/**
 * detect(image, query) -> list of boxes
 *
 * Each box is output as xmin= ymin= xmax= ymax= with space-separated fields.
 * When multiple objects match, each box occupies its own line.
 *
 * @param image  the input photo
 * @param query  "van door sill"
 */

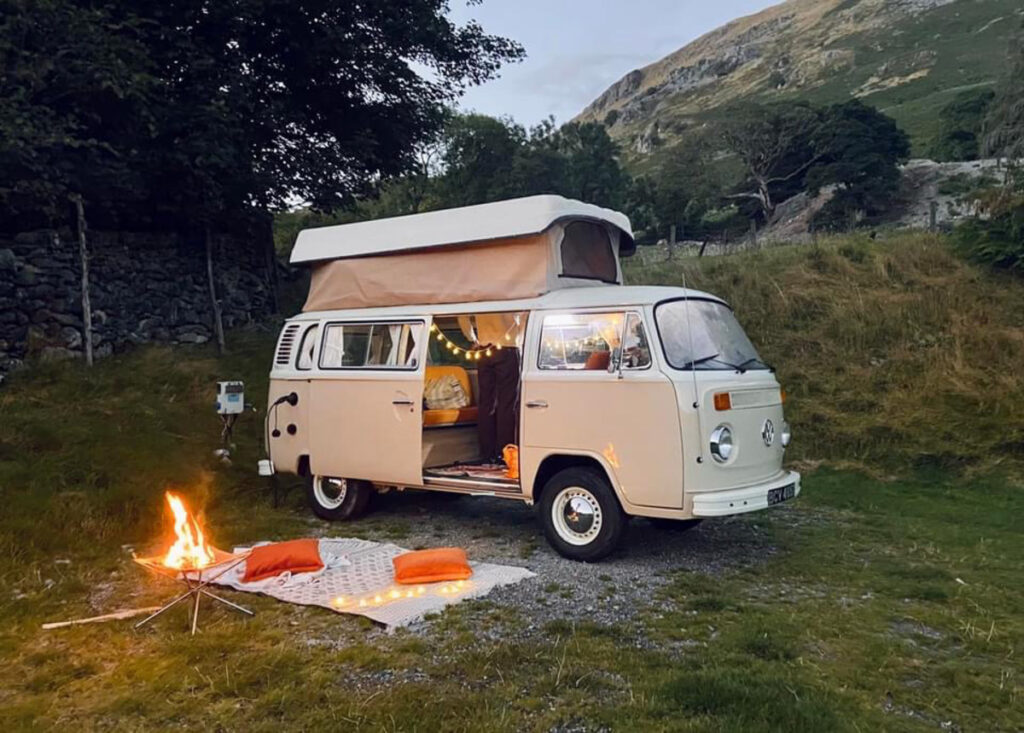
xmin=422 ymin=474 xmax=523 ymax=496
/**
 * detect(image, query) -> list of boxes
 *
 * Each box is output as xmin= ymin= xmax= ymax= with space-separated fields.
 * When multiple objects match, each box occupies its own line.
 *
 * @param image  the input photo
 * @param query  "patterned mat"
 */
xmin=211 ymin=538 xmax=535 ymax=629
xmin=425 ymin=462 xmax=513 ymax=481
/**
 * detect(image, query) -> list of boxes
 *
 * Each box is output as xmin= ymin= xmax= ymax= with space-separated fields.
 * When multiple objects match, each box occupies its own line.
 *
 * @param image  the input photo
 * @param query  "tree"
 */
xmin=436 ymin=114 xmax=528 ymax=206
xmin=930 ymin=89 xmax=996 ymax=162
xmin=648 ymin=140 xmax=723 ymax=242
xmin=553 ymin=122 xmax=630 ymax=209
xmin=807 ymin=100 xmax=911 ymax=229
xmin=719 ymin=104 xmax=821 ymax=221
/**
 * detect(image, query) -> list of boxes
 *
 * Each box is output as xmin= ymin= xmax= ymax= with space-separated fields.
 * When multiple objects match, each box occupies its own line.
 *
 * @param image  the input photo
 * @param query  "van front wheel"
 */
xmin=306 ymin=475 xmax=371 ymax=521
xmin=539 ymin=468 xmax=625 ymax=562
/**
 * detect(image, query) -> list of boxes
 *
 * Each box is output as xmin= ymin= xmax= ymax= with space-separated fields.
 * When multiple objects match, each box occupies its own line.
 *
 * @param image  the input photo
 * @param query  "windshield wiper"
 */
xmin=680 ymin=353 xmax=724 ymax=370
xmin=734 ymin=357 xmax=775 ymax=373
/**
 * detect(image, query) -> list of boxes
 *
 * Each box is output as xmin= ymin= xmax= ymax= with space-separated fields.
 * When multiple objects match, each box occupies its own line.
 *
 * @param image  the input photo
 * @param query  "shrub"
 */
xmin=953 ymin=169 xmax=1024 ymax=273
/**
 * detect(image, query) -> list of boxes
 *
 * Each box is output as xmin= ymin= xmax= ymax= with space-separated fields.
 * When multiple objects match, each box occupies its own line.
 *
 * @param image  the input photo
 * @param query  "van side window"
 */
xmin=296 ymin=324 xmax=319 ymax=370
xmin=319 ymin=323 xmax=422 ymax=369
xmin=560 ymin=221 xmax=618 ymax=283
xmin=623 ymin=313 xmax=652 ymax=369
xmin=539 ymin=312 xmax=650 ymax=371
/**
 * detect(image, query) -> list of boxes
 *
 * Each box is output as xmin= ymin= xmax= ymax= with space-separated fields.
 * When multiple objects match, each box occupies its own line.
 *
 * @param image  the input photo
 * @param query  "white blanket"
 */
xmin=212 ymin=538 xmax=535 ymax=629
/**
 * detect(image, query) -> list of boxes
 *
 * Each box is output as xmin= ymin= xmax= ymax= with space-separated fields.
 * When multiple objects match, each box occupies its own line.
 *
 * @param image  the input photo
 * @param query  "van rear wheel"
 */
xmin=539 ymin=467 xmax=625 ymax=562
xmin=306 ymin=475 xmax=371 ymax=521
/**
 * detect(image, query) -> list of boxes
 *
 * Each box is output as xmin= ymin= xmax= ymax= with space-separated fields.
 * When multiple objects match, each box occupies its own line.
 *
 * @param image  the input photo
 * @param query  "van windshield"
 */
xmin=655 ymin=299 xmax=767 ymax=371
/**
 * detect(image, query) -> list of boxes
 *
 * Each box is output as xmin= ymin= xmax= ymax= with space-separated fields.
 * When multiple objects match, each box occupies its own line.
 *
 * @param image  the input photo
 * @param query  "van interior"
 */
xmin=420 ymin=313 xmax=521 ymax=490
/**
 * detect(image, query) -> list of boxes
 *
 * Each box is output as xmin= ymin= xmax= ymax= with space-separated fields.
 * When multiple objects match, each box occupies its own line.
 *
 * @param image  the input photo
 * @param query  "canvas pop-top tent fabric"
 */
xmin=291 ymin=196 xmax=635 ymax=312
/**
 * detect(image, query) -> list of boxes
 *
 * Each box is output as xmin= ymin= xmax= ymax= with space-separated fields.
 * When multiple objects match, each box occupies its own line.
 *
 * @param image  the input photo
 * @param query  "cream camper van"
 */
xmin=264 ymin=196 xmax=799 ymax=561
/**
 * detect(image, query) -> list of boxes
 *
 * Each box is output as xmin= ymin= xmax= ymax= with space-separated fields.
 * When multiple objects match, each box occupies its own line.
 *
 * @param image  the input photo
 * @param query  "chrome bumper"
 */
xmin=691 ymin=470 xmax=801 ymax=517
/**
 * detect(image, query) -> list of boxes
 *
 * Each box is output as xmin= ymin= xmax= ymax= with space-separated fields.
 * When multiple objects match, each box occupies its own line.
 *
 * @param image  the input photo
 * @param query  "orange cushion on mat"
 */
xmin=242 ymin=539 xmax=324 ymax=582
xmin=392 ymin=548 xmax=473 ymax=585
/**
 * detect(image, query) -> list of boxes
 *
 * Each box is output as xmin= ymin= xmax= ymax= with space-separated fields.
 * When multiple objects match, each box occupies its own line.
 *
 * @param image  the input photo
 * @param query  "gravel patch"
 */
xmin=300 ymin=490 xmax=793 ymax=632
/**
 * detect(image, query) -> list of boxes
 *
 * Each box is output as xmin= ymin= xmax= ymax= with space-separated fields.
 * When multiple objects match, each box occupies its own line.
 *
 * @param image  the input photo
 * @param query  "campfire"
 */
xmin=163 ymin=492 xmax=217 ymax=570
xmin=134 ymin=491 xmax=253 ymax=634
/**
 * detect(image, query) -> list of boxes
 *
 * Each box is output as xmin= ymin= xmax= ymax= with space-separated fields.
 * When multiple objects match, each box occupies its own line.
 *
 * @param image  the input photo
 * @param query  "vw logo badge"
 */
xmin=762 ymin=419 xmax=775 ymax=446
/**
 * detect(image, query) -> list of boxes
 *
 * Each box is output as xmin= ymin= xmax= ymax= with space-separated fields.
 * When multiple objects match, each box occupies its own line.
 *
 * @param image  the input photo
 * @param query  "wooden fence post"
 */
xmin=70 ymin=194 xmax=93 ymax=367
xmin=205 ymin=227 xmax=226 ymax=355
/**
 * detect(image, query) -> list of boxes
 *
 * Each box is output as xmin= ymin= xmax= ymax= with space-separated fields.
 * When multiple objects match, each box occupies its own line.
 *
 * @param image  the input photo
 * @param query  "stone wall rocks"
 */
xmin=0 ymin=229 xmax=275 ymax=372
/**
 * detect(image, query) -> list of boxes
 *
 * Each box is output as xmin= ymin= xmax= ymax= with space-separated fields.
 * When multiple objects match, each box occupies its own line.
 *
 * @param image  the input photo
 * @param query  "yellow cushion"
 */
xmin=425 ymin=366 xmax=473 ymax=403
xmin=423 ymin=406 xmax=479 ymax=427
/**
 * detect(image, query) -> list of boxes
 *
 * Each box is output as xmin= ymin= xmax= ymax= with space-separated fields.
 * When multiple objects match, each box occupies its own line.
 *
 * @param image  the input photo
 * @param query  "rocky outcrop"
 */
xmin=0 ymin=229 xmax=276 ymax=373
xmin=577 ymin=0 xmax=1019 ymax=155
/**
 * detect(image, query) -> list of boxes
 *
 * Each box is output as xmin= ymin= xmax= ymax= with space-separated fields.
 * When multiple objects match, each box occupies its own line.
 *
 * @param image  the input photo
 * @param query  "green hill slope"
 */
xmin=578 ymin=0 xmax=1022 ymax=157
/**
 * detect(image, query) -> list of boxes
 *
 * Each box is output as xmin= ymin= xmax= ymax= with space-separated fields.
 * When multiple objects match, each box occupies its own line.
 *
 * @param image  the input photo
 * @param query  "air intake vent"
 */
xmin=275 ymin=324 xmax=301 ymax=366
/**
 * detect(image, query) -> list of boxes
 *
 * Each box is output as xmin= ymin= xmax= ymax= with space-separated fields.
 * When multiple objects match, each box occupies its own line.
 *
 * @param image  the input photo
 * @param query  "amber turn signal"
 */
xmin=713 ymin=392 xmax=732 ymax=411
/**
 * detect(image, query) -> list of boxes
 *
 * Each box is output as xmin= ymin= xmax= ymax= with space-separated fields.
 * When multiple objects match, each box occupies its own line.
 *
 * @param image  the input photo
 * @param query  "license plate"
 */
xmin=767 ymin=483 xmax=796 ymax=506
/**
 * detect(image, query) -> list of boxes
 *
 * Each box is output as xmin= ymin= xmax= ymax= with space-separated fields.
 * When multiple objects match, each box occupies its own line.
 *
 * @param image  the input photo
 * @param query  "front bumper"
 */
xmin=691 ymin=470 xmax=801 ymax=517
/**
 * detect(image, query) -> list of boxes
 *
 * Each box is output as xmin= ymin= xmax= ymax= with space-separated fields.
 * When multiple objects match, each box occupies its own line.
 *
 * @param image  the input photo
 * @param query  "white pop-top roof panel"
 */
xmin=289 ymin=195 xmax=635 ymax=264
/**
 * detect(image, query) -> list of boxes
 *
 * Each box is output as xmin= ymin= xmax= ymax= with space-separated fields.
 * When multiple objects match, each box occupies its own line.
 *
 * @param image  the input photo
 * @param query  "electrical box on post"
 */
xmin=216 ymin=381 xmax=245 ymax=415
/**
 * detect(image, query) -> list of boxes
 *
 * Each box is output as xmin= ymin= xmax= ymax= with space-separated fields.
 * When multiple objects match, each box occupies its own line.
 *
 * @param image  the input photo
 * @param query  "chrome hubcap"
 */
xmin=313 ymin=476 xmax=347 ymax=510
xmin=552 ymin=487 xmax=602 ymax=546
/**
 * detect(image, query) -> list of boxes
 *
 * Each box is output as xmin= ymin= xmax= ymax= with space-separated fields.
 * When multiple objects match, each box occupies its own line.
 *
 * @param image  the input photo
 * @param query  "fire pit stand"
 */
xmin=134 ymin=552 xmax=253 ymax=634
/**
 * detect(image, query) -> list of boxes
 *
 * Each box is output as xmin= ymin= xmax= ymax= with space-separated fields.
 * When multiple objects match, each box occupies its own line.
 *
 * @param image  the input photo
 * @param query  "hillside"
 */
xmin=577 ymin=0 xmax=1022 ymax=157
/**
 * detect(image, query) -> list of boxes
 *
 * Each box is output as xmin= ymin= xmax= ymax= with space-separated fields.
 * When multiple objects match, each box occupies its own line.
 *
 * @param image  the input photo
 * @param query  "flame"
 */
xmin=162 ymin=492 xmax=216 ymax=570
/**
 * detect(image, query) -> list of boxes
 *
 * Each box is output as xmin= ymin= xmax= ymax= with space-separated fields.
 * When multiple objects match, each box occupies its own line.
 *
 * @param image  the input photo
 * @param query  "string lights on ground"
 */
xmin=332 ymin=580 xmax=471 ymax=610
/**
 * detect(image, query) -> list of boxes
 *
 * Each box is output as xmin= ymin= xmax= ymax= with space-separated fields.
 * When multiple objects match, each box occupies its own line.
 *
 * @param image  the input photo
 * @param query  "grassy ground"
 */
xmin=1 ymin=233 xmax=1022 ymax=730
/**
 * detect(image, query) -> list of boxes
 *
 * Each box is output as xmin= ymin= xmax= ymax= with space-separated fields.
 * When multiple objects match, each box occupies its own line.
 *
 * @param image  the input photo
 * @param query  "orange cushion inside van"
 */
xmin=583 ymin=351 xmax=611 ymax=370
xmin=423 ymin=405 xmax=479 ymax=427
xmin=424 ymin=365 xmax=477 ymax=426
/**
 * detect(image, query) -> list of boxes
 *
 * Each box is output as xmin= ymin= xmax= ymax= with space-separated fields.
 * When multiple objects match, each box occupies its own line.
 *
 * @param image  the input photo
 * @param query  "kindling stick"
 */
xmin=42 ymin=607 xmax=163 ymax=630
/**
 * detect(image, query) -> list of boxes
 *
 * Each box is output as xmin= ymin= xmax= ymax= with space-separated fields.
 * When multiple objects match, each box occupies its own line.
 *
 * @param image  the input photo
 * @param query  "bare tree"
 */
xmin=720 ymin=105 xmax=821 ymax=221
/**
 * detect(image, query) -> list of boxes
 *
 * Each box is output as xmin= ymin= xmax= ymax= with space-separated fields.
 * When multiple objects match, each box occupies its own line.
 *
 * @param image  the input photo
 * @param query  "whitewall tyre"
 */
xmin=306 ymin=475 xmax=371 ymax=521
xmin=539 ymin=467 xmax=626 ymax=562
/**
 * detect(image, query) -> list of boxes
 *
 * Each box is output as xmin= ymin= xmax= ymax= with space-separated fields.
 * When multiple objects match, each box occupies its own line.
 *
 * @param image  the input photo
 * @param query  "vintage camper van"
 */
xmin=264 ymin=196 xmax=799 ymax=561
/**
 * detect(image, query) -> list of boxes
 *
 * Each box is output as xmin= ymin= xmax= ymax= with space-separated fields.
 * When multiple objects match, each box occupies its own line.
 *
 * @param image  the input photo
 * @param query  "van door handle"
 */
xmin=392 ymin=399 xmax=415 ymax=406
xmin=526 ymin=400 xmax=548 ymax=409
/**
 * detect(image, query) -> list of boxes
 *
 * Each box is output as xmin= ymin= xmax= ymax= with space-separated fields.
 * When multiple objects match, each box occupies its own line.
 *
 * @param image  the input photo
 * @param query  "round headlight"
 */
xmin=780 ymin=421 xmax=792 ymax=448
xmin=710 ymin=426 xmax=734 ymax=463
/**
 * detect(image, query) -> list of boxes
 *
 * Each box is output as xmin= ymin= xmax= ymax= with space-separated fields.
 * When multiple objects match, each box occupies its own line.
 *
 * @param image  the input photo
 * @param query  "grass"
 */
xmin=1 ymin=233 xmax=1023 ymax=729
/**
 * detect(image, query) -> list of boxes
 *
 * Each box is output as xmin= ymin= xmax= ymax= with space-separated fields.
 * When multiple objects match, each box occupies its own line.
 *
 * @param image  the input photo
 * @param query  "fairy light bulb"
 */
xmin=485 ymin=349 xmax=492 ymax=357
xmin=452 ymin=348 xmax=460 ymax=355
xmin=436 ymin=333 xmax=443 ymax=341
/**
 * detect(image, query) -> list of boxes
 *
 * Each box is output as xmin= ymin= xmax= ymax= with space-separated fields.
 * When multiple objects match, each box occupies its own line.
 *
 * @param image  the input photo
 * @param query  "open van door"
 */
xmin=307 ymin=318 xmax=429 ymax=486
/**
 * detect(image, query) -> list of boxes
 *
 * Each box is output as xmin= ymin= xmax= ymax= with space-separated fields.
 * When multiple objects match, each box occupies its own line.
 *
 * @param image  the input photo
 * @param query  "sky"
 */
xmin=446 ymin=0 xmax=780 ymax=127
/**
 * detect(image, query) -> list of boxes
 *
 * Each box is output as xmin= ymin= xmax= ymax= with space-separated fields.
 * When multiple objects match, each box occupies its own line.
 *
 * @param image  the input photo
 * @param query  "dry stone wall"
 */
xmin=0 ymin=229 xmax=275 ymax=372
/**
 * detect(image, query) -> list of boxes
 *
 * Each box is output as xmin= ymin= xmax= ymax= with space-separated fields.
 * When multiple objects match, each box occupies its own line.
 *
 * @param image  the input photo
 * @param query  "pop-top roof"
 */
xmin=289 ymin=195 xmax=635 ymax=264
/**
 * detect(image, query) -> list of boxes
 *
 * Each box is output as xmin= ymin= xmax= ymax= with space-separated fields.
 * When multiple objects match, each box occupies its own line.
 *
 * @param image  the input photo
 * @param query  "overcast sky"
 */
xmin=447 ymin=0 xmax=780 ymax=126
